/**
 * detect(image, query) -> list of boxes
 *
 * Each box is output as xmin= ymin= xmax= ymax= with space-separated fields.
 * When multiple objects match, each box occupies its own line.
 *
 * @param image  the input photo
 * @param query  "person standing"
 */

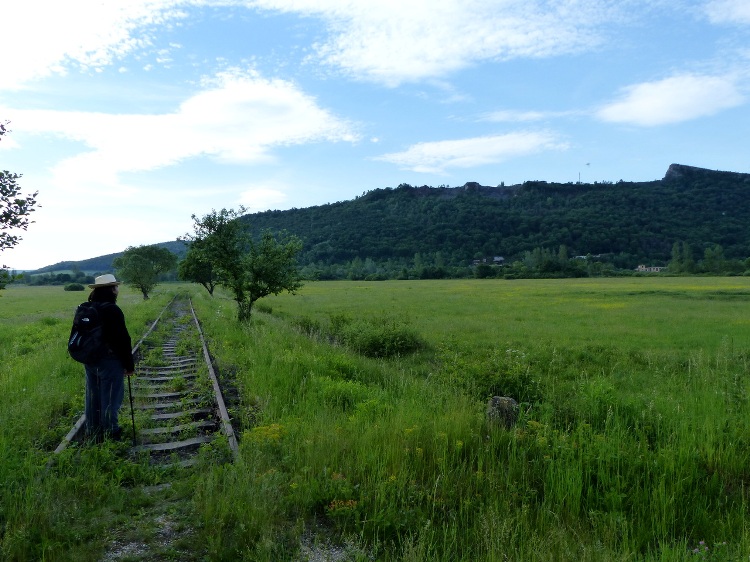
xmin=84 ymin=274 xmax=134 ymax=441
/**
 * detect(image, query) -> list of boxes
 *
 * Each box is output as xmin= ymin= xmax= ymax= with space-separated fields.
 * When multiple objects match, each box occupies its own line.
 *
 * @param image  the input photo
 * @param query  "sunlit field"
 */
xmin=2 ymin=278 xmax=750 ymax=560
xmin=270 ymin=277 xmax=750 ymax=354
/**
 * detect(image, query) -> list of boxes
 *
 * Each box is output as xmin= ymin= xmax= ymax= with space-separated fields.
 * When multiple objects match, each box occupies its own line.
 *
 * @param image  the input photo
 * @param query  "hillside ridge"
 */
xmin=27 ymin=163 xmax=750 ymax=274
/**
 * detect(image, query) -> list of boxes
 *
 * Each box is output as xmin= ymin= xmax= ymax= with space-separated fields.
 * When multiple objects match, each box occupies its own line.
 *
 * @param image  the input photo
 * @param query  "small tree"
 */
xmin=113 ymin=244 xmax=177 ymax=299
xmin=178 ymin=239 xmax=218 ymax=296
xmin=185 ymin=208 xmax=303 ymax=321
xmin=668 ymin=241 xmax=682 ymax=273
xmin=238 ymin=229 xmax=304 ymax=319
xmin=1 ymin=122 xmax=38 ymax=289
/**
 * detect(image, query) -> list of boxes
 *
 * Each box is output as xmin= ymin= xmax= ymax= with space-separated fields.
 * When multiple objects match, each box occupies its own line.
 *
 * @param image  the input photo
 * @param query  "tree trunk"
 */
xmin=237 ymin=299 xmax=252 ymax=322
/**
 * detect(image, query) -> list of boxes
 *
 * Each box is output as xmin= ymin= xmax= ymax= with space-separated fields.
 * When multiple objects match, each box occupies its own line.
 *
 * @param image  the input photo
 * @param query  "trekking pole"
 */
xmin=127 ymin=374 xmax=136 ymax=446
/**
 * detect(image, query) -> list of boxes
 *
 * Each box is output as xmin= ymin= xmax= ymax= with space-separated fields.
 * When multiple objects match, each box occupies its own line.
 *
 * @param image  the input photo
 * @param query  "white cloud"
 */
xmin=705 ymin=0 xmax=750 ymax=24
xmin=0 ymin=0 xmax=188 ymax=90
xmin=596 ymin=73 xmax=745 ymax=126
xmin=238 ymin=185 xmax=290 ymax=211
xmin=483 ymin=109 xmax=580 ymax=122
xmin=375 ymin=131 xmax=568 ymax=173
xmin=0 ymin=0 xmax=635 ymax=90
xmin=246 ymin=0 xmax=627 ymax=86
xmin=1 ymin=69 xmax=357 ymax=192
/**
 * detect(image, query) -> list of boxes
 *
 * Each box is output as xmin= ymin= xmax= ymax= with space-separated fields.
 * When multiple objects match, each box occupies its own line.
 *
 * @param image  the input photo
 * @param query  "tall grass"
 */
xmin=187 ymin=278 xmax=750 ymax=560
xmin=3 ymin=279 xmax=750 ymax=559
xmin=0 ymin=285 xmax=184 ymax=560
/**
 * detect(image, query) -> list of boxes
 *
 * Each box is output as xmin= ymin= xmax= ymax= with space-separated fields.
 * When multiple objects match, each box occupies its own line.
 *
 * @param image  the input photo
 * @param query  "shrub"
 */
xmin=330 ymin=314 xmax=425 ymax=358
xmin=63 ymin=283 xmax=85 ymax=291
xmin=292 ymin=315 xmax=321 ymax=336
xmin=436 ymin=345 xmax=543 ymax=403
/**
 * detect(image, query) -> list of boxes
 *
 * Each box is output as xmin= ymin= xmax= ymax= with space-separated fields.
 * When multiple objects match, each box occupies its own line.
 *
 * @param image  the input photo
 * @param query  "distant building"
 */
xmin=472 ymin=256 xmax=505 ymax=266
xmin=635 ymin=264 xmax=666 ymax=273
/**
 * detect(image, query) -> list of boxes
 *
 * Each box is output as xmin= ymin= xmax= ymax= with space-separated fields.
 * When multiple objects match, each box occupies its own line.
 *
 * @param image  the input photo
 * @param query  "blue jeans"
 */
xmin=85 ymin=357 xmax=125 ymax=439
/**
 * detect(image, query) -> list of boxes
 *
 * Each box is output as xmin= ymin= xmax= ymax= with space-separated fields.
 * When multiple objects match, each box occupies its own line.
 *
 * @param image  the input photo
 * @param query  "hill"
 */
xmin=242 ymin=163 xmax=750 ymax=267
xmin=29 ymin=241 xmax=187 ymax=275
xmin=29 ymin=164 xmax=750 ymax=275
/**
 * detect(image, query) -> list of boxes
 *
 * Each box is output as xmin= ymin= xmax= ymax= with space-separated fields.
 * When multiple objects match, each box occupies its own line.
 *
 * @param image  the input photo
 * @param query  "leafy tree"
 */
xmin=669 ymin=241 xmax=682 ymax=273
xmin=113 ymin=244 xmax=177 ymax=299
xmin=1 ymin=122 xmax=38 ymax=289
xmin=681 ymin=241 xmax=696 ymax=274
xmin=185 ymin=208 xmax=304 ymax=321
xmin=701 ymin=244 xmax=725 ymax=274
xmin=178 ymin=239 xmax=218 ymax=295
xmin=474 ymin=263 xmax=496 ymax=279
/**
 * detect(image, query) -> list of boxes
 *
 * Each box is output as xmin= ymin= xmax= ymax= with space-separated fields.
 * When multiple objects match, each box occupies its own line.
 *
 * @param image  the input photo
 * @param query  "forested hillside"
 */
xmin=242 ymin=164 xmax=750 ymax=269
xmin=26 ymin=164 xmax=750 ymax=279
xmin=30 ymin=241 xmax=187 ymax=275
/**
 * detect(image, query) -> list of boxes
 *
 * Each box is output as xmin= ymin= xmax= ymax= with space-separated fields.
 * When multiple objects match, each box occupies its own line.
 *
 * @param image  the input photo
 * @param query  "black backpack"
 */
xmin=68 ymin=302 xmax=110 ymax=363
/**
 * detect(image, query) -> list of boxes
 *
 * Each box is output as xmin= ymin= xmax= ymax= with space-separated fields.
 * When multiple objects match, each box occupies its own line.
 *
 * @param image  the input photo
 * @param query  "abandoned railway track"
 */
xmin=51 ymin=295 xmax=239 ymax=560
xmin=55 ymin=295 xmax=237 ymax=462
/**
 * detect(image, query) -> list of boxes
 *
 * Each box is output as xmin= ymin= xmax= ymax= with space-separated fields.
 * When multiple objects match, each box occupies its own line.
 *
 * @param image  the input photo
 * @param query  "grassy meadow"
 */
xmin=2 ymin=278 xmax=750 ymax=560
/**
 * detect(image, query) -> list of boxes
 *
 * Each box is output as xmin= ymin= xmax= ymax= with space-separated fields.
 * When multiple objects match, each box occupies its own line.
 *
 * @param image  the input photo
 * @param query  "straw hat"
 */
xmin=88 ymin=274 xmax=122 ymax=288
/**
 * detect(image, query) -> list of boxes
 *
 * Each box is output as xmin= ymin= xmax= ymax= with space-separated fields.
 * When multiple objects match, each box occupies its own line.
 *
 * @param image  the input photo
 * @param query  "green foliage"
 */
xmin=18 ymin=269 xmax=94 ymax=287
xmin=184 ymin=208 xmax=303 ymax=321
xmin=186 ymin=278 xmax=750 ymax=559
xmin=113 ymin=244 xmax=178 ymax=300
xmin=178 ymin=238 xmax=217 ymax=295
xmin=234 ymin=167 xmax=750 ymax=278
xmin=0 ymin=285 xmax=179 ymax=560
xmin=27 ymin=241 xmax=187 ymax=279
xmin=254 ymin=301 xmax=272 ymax=314
xmin=7 ymin=280 xmax=750 ymax=559
xmin=436 ymin=345 xmax=543 ymax=403
xmin=0 ymin=122 xmax=39 ymax=256
xmin=292 ymin=314 xmax=321 ymax=336
xmin=63 ymin=283 xmax=85 ymax=291
xmin=295 ymin=310 xmax=426 ymax=358
xmin=327 ymin=313 xmax=426 ymax=358
xmin=23 ymin=165 xmax=750 ymax=281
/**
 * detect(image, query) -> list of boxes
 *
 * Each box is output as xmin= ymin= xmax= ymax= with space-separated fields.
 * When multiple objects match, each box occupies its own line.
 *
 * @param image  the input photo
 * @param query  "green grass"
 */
xmin=3 ymin=279 xmax=750 ymax=560
xmin=0 ymin=284 xmax=190 ymax=561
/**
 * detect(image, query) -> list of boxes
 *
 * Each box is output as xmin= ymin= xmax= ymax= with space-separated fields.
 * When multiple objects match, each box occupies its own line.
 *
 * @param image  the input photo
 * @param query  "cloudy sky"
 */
xmin=1 ymin=0 xmax=749 ymax=270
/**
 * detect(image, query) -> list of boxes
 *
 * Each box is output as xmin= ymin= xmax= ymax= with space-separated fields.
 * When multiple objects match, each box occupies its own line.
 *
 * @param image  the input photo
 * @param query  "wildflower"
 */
xmin=328 ymin=499 xmax=358 ymax=512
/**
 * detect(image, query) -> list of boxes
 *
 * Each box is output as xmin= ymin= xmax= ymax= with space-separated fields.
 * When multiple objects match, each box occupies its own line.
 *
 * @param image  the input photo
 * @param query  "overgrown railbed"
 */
xmin=3 ymin=279 xmax=750 ymax=560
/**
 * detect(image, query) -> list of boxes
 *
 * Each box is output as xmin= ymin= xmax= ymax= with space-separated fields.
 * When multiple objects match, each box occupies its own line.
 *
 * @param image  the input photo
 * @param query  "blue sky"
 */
xmin=1 ymin=0 xmax=749 ymax=270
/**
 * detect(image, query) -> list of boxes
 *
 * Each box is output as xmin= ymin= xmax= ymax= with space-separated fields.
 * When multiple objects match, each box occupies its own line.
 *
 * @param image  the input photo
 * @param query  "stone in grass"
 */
xmin=486 ymin=396 xmax=519 ymax=429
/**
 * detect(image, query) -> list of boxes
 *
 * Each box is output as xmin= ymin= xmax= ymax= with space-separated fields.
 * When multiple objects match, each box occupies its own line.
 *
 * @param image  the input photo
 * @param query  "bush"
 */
xmin=330 ymin=314 xmax=425 ymax=358
xmin=63 ymin=283 xmax=85 ymax=291
xmin=292 ymin=315 xmax=321 ymax=336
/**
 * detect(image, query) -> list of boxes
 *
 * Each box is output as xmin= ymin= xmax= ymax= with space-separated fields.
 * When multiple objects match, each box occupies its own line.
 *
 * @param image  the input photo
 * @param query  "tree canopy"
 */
xmin=238 ymin=167 xmax=750 ymax=272
xmin=184 ymin=208 xmax=303 ymax=321
xmin=1 ymin=122 xmax=38 ymax=289
xmin=113 ymin=244 xmax=178 ymax=299
xmin=178 ymin=238 xmax=218 ymax=295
